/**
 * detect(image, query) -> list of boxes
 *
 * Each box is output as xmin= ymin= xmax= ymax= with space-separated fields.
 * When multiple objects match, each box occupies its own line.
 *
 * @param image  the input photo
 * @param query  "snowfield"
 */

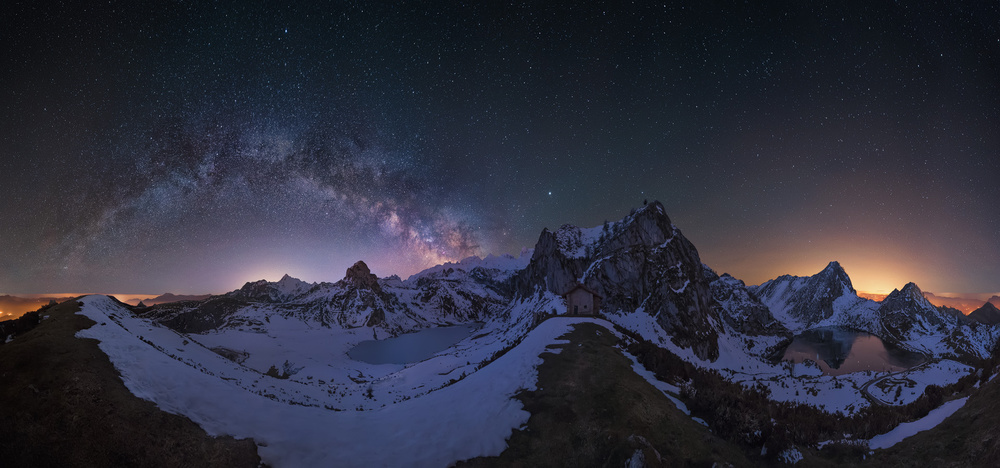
xmin=76 ymin=294 xmax=604 ymax=467
xmin=864 ymin=360 xmax=973 ymax=406
xmin=606 ymin=309 xmax=876 ymax=414
xmin=868 ymin=397 xmax=969 ymax=449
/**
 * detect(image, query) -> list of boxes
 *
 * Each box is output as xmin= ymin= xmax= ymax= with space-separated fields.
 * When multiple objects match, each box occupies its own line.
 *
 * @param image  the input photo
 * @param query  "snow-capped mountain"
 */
xmin=875 ymin=282 xmax=1000 ymax=358
xmin=145 ymin=258 xmax=520 ymax=335
xmin=405 ymin=252 xmax=532 ymax=283
xmin=230 ymin=274 xmax=314 ymax=303
xmin=145 ymin=201 xmax=737 ymax=361
xmin=745 ymin=264 xmax=1000 ymax=360
xmin=878 ymin=283 xmax=947 ymax=340
xmin=37 ymin=200 xmax=1000 ymax=467
xmin=750 ymin=261 xmax=877 ymax=332
xmin=142 ymin=200 xmax=997 ymax=365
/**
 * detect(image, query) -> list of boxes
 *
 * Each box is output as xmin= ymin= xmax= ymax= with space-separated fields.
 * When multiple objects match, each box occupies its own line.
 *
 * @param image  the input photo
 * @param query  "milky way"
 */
xmin=2 ymin=2 xmax=999 ymax=294
xmin=30 ymin=108 xmax=485 ymax=292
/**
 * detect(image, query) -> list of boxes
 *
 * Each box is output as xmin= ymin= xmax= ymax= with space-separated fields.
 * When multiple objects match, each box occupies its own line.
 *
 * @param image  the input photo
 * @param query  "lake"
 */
xmin=782 ymin=327 xmax=925 ymax=376
xmin=348 ymin=324 xmax=480 ymax=365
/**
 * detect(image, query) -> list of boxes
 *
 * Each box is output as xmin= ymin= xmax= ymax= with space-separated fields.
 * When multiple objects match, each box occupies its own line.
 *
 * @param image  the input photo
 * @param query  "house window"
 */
xmin=574 ymin=305 xmax=578 ymax=314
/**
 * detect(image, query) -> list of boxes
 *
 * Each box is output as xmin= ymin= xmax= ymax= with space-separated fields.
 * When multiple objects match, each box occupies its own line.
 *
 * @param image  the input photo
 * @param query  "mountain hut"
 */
xmin=562 ymin=284 xmax=602 ymax=316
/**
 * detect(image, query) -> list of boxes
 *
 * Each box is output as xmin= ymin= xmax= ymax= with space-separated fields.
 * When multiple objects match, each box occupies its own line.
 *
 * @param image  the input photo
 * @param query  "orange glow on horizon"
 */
xmin=699 ymin=230 xmax=973 ymax=297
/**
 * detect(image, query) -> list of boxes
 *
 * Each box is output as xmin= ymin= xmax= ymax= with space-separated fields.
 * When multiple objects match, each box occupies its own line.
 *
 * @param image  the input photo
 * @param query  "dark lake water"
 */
xmin=782 ymin=327 xmax=925 ymax=376
xmin=348 ymin=324 xmax=479 ymax=365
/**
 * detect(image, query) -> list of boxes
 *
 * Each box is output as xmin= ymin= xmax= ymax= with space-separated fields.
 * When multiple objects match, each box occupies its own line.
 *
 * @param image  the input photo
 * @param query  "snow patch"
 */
xmin=868 ymin=397 xmax=968 ymax=449
xmin=780 ymin=447 xmax=803 ymax=464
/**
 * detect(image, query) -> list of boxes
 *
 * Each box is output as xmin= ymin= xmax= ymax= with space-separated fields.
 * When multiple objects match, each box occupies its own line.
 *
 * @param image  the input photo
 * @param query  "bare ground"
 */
xmin=0 ymin=298 xmax=261 ymax=467
xmin=459 ymin=321 xmax=754 ymax=467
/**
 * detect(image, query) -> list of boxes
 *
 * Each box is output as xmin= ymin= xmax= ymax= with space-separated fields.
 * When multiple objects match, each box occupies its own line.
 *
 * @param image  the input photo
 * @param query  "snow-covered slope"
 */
xmin=76 ymin=294 xmax=597 ymax=467
xmin=406 ymin=251 xmax=531 ymax=283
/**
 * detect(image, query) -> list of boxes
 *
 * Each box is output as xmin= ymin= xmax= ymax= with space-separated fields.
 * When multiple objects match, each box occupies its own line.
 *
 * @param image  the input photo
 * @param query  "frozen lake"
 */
xmin=782 ymin=327 xmax=925 ymax=376
xmin=348 ymin=324 xmax=480 ymax=364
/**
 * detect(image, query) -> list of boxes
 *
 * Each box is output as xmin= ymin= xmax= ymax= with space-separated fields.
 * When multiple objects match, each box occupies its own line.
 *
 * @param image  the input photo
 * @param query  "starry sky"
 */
xmin=2 ymin=1 xmax=998 ymax=296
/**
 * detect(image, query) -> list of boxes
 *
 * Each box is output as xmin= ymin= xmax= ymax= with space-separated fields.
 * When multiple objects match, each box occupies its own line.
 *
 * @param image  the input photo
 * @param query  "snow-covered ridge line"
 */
xmin=403 ymin=251 xmax=532 ymax=283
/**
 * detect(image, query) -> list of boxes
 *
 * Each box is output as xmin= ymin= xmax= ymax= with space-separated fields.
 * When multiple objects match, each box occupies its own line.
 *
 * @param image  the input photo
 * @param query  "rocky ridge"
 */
xmin=513 ymin=201 xmax=724 ymax=359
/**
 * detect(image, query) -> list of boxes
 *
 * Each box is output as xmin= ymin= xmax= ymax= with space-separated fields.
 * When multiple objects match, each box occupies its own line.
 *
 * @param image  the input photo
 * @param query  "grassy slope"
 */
xmin=460 ymin=321 xmax=755 ymax=467
xmin=0 ymin=298 xmax=260 ymax=467
xmin=863 ymin=377 xmax=1000 ymax=467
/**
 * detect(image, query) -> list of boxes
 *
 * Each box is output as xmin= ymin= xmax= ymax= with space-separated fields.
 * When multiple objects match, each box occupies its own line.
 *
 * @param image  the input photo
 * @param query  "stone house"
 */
xmin=562 ymin=284 xmax=602 ymax=316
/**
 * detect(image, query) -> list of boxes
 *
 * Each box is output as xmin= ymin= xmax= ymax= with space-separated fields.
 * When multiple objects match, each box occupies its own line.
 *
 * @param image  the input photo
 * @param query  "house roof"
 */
xmin=561 ymin=283 xmax=602 ymax=299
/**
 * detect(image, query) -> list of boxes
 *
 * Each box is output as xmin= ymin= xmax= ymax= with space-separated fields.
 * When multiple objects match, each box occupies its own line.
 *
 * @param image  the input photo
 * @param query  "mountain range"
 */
xmin=125 ymin=293 xmax=213 ymax=307
xmin=139 ymin=201 xmax=997 ymax=364
xmin=3 ymin=200 xmax=998 ymax=466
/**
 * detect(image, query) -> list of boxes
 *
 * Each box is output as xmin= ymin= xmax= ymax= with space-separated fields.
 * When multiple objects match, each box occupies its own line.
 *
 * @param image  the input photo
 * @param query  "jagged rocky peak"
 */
xmin=343 ymin=260 xmax=381 ymax=291
xmin=707 ymin=269 xmax=788 ymax=337
xmin=274 ymin=273 xmax=312 ymax=297
xmin=878 ymin=281 xmax=952 ymax=342
xmin=605 ymin=200 xmax=675 ymax=248
xmin=276 ymin=273 xmax=307 ymax=288
xmin=816 ymin=261 xmax=855 ymax=294
xmin=750 ymin=260 xmax=862 ymax=327
xmin=234 ymin=278 xmax=274 ymax=300
xmin=884 ymin=282 xmax=933 ymax=308
xmin=543 ymin=200 xmax=676 ymax=259
xmin=523 ymin=200 xmax=681 ymax=294
xmin=518 ymin=200 xmax=722 ymax=360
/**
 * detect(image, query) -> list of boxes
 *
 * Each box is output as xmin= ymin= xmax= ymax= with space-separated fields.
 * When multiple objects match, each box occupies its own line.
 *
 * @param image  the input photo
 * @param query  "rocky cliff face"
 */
xmin=878 ymin=282 xmax=947 ymax=341
xmin=343 ymin=261 xmax=382 ymax=291
xmin=514 ymin=201 xmax=722 ymax=360
xmin=874 ymin=282 xmax=1000 ymax=359
xmin=705 ymin=269 xmax=787 ymax=336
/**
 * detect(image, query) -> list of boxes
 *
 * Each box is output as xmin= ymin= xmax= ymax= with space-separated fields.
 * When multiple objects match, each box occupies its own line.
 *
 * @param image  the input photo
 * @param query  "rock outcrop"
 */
xmin=514 ymin=201 xmax=722 ymax=360
xmin=705 ymin=269 xmax=787 ymax=336
xmin=878 ymin=282 xmax=947 ymax=340
xmin=343 ymin=261 xmax=382 ymax=292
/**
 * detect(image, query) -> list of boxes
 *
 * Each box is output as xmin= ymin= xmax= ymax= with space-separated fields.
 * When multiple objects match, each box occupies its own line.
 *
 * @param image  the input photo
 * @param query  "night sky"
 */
xmin=3 ymin=2 xmax=998 ymax=296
